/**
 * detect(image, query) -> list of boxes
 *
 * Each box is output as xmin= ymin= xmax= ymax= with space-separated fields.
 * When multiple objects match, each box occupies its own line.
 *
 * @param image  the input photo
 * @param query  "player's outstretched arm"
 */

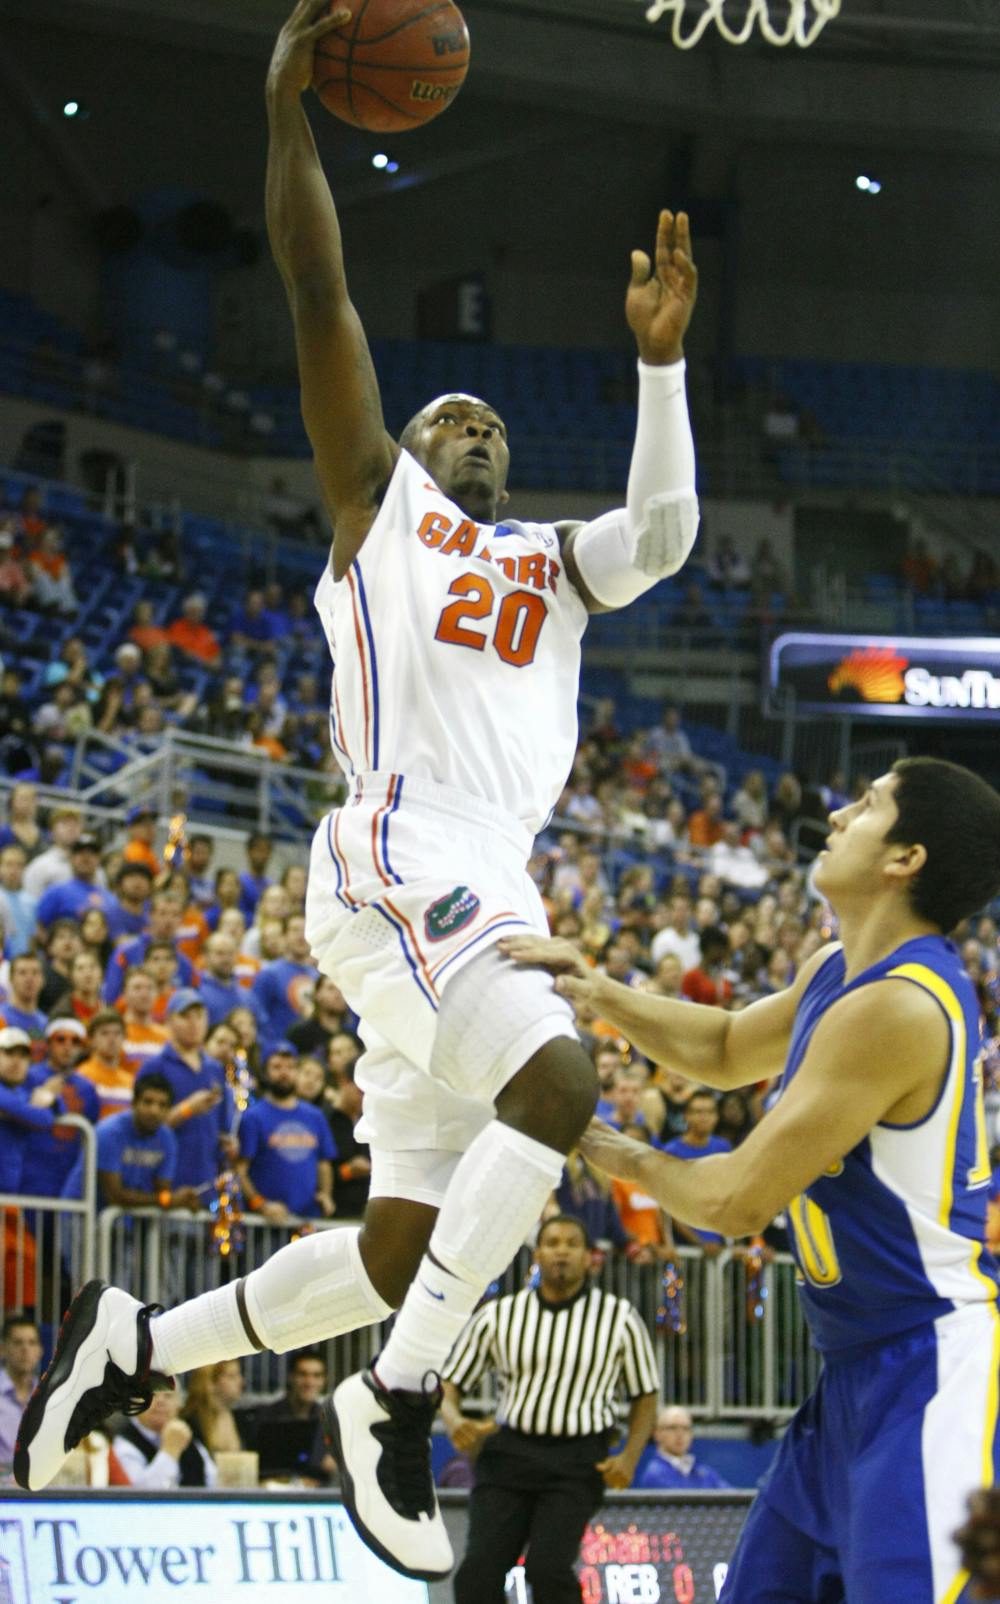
xmin=579 ymin=978 xmax=949 ymax=1238
xmin=559 ymin=211 xmax=701 ymax=613
xmin=500 ymin=936 xmax=835 ymax=1091
xmin=266 ymin=1 xmax=398 ymax=576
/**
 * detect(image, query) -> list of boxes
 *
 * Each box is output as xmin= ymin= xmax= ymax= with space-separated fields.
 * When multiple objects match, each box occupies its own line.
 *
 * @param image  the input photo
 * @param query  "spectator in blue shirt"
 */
xmin=106 ymin=860 xmax=154 ymax=943
xmin=634 ymin=1407 xmax=731 ymax=1491
xmin=0 ymin=843 xmax=38 ymax=958
xmin=35 ymin=832 xmax=114 ymax=932
xmin=237 ymin=1045 xmax=336 ymax=1221
xmin=229 ymin=590 xmax=276 ymax=657
xmin=0 ymin=953 xmax=48 ymax=1049
xmin=104 ymin=889 xmax=197 ymax=1005
xmin=22 ymin=1017 xmax=98 ymax=1198
xmin=66 ymin=1073 xmax=202 ymax=1210
xmin=197 ymin=932 xmax=244 ymax=1026
xmin=659 ymin=1089 xmax=733 ymax=1254
xmin=0 ymin=1027 xmax=56 ymax=1192
xmin=238 ymin=832 xmax=273 ymax=921
xmin=186 ymin=835 xmax=216 ymax=911
xmin=250 ymin=914 xmax=318 ymax=1054
xmin=136 ymin=990 xmax=237 ymax=1190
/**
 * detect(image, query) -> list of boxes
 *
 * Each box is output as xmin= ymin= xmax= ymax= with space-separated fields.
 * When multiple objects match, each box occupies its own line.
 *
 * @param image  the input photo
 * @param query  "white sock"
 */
xmin=374 ymin=1122 xmax=564 ymax=1395
xmin=150 ymin=1226 xmax=391 ymax=1377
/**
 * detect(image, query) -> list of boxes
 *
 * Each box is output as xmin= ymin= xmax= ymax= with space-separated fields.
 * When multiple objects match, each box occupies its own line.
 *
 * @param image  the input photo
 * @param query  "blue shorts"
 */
xmin=720 ymin=1304 xmax=1000 ymax=1604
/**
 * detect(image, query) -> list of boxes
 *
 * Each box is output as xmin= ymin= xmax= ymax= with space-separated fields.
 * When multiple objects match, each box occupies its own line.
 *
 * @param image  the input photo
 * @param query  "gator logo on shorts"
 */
xmin=424 ymin=886 xmax=481 ymax=943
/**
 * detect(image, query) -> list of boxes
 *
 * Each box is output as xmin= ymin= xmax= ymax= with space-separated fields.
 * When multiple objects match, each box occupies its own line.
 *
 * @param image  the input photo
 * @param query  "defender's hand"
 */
xmin=579 ymin=1118 xmax=645 ymax=1180
xmin=499 ymin=934 xmax=602 ymax=998
xmin=626 ymin=209 xmax=698 ymax=365
xmin=267 ymin=1 xmax=352 ymax=103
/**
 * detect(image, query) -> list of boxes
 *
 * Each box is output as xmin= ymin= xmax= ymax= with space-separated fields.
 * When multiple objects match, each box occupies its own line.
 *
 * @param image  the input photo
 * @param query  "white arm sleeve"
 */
xmin=570 ymin=357 xmax=700 ymax=609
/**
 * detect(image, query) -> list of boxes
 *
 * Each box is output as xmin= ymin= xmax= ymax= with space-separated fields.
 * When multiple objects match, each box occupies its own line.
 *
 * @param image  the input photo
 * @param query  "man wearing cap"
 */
xmin=21 ymin=1018 xmax=98 ymax=1199
xmin=0 ymin=953 xmax=47 ymax=1050
xmin=197 ymin=933 xmax=244 ymax=1027
xmin=103 ymin=889 xmax=198 ymax=1006
xmin=0 ymin=1027 xmax=57 ymax=1192
xmin=35 ymin=831 xmax=116 ymax=933
xmin=22 ymin=807 xmax=83 ymax=901
xmin=166 ymin=595 xmax=221 ymax=667
xmin=108 ymin=860 xmax=154 ymax=943
xmin=122 ymin=804 xmax=160 ymax=877
xmin=136 ymin=992 xmax=235 ymax=1190
xmin=237 ymin=1044 xmax=335 ymax=1223
xmin=76 ymin=1010 xmax=136 ymax=1122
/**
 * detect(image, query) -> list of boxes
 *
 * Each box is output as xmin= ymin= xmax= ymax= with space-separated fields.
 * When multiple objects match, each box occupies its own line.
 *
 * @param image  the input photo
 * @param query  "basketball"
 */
xmin=312 ymin=0 xmax=470 ymax=134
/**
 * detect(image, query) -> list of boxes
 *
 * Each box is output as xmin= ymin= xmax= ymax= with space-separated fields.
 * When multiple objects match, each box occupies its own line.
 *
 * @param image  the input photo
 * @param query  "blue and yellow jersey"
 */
xmin=780 ymin=934 xmax=999 ymax=1352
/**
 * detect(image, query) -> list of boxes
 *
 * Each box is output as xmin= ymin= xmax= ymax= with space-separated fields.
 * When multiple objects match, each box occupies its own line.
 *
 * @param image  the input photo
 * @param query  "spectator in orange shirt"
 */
xmin=76 ymin=1009 xmax=136 ymax=1120
xmin=16 ymin=487 xmax=48 ymax=551
xmin=682 ymin=926 xmax=734 ymax=1008
xmin=144 ymin=940 xmax=182 ymax=1021
xmin=686 ymin=790 xmax=725 ymax=850
xmin=611 ymin=1124 xmax=676 ymax=1259
xmin=166 ymin=593 xmax=221 ymax=666
xmin=216 ymin=910 xmax=261 ymax=987
xmin=0 ymin=527 xmax=30 ymax=605
xmin=119 ymin=967 xmax=169 ymax=1075
xmin=27 ymin=527 xmax=78 ymax=617
xmin=159 ymin=871 xmax=209 ymax=963
xmin=122 ymin=804 xmax=160 ymax=874
xmin=128 ymin=600 xmax=170 ymax=653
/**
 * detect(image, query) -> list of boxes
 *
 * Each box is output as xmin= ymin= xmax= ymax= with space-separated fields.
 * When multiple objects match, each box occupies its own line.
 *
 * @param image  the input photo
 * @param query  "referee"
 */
xmin=440 ymin=1213 xmax=659 ymax=1604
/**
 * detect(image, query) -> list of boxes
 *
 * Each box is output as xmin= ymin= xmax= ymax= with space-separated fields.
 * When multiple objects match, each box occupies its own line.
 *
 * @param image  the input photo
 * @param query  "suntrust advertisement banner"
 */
xmin=768 ymin=632 xmax=1000 ymax=719
xmin=0 ymin=1494 xmax=428 ymax=1604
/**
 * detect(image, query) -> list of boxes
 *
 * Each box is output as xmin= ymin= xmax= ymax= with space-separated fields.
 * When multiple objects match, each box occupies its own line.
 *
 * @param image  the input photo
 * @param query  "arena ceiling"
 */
xmin=4 ymin=0 xmax=999 ymax=229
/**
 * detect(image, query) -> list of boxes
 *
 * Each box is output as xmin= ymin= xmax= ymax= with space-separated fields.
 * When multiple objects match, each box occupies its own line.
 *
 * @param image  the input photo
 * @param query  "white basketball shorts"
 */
xmin=305 ymin=771 xmax=578 ymax=1176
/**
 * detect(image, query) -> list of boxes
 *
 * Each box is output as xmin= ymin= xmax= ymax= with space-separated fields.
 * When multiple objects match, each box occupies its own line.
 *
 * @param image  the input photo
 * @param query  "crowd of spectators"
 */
xmin=0 ymin=485 xmax=333 ymax=782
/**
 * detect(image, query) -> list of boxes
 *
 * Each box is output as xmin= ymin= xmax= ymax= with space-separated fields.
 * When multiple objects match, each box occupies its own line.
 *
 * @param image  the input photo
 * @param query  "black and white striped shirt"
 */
xmin=442 ymin=1283 xmax=658 ymax=1437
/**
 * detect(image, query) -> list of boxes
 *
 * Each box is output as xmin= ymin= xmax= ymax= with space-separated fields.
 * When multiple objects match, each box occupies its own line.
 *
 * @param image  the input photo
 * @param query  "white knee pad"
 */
xmin=430 ymin=943 xmax=579 ymax=1108
xmin=430 ymin=1121 xmax=566 ymax=1287
xmin=243 ymin=1224 xmax=391 ymax=1353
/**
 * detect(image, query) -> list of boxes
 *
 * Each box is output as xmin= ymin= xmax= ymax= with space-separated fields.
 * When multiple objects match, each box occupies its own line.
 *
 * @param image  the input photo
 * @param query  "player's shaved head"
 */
xmin=399 ymin=393 xmax=506 ymax=454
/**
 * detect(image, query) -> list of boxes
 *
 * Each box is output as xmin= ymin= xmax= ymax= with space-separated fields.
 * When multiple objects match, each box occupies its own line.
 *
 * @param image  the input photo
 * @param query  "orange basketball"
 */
xmin=312 ymin=0 xmax=470 ymax=134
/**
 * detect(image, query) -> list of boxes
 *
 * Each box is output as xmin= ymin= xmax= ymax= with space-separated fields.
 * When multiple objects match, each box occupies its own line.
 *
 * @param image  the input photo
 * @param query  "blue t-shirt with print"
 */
xmin=239 ymin=1098 xmax=336 ymax=1217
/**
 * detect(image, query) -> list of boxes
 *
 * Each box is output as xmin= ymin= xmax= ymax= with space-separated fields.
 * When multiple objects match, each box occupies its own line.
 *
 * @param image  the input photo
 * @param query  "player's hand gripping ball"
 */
xmin=312 ymin=0 xmax=470 ymax=132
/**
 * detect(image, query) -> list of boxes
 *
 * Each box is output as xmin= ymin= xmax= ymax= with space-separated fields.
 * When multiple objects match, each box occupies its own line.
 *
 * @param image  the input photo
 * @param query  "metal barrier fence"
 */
xmin=0 ymin=1118 xmax=96 ymax=1338
xmin=1 ymin=1193 xmax=819 ymax=1420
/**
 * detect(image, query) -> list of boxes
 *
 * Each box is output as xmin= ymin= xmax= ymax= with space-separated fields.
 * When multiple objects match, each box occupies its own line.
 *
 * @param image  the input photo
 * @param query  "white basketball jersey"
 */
xmin=314 ymin=449 xmax=588 ymax=832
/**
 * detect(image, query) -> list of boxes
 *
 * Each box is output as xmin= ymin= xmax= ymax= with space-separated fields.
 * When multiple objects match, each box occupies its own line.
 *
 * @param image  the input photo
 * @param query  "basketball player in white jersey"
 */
xmin=14 ymin=0 xmax=700 ymax=1580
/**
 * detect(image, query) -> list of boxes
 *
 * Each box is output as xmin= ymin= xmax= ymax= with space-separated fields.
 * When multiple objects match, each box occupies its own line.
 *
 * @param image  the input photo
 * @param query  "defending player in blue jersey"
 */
xmin=507 ymin=756 xmax=1000 ymax=1604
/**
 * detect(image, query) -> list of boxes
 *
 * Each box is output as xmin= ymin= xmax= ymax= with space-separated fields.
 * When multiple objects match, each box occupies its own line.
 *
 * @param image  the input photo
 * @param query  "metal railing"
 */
xmin=1 ymin=1189 xmax=825 ymax=1422
xmin=0 ymin=1117 xmax=96 ymax=1331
